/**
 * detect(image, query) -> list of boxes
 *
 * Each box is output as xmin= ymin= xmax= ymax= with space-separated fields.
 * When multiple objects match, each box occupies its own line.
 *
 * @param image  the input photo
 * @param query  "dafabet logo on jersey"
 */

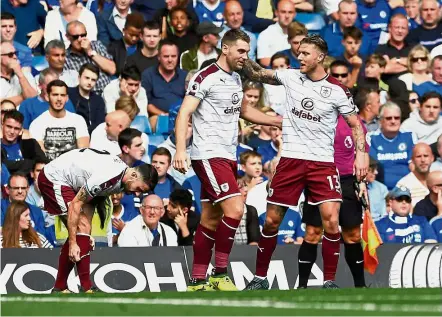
xmin=224 ymin=106 xmax=241 ymax=114
xmin=291 ymin=98 xmax=321 ymax=122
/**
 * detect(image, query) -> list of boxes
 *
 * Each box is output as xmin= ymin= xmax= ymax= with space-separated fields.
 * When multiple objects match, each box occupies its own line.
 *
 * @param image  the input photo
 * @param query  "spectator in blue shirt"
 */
xmin=0 ymin=13 xmax=33 ymax=71
xmin=97 ymin=0 xmax=132 ymax=48
xmin=368 ymin=102 xmax=415 ymax=189
xmin=375 ymin=185 xmax=437 ymax=243
xmin=1 ymin=0 xmax=47 ymax=53
xmin=259 ymin=208 xmax=304 ymax=245
xmin=141 ymin=40 xmax=187 ymax=132
xmin=257 ymin=125 xmax=281 ymax=172
xmin=405 ymin=0 xmax=421 ymax=30
xmin=19 ymin=68 xmax=76 ymax=131
xmin=277 ymin=21 xmax=307 ymax=68
xmin=110 ymin=192 xmax=138 ymax=245
xmin=429 ymin=215 xmax=442 ymax=242
xmin=151 ymin=147 xmax=183 ymax=205
xmin=195 ymin=0 xmax=226 ymax=27
xmin=366 ymin=157 xmax=389 ymax=221
xmin=1 ymin=163 xmax=10 ymax=198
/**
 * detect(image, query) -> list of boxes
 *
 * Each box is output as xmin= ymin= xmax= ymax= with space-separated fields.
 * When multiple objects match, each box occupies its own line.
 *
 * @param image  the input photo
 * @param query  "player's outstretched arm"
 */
xmin=242 ymin=59 xmax=281 ymax=85
xmin=240 ymin=100 xmax=282 ymax=128
xmin=343 ymin=113 xmax=368 ymax=181
xmin=67 ymin=186 xmax=88 ymax=262
xmin=173 ymin=95 xmax=199 ymax=174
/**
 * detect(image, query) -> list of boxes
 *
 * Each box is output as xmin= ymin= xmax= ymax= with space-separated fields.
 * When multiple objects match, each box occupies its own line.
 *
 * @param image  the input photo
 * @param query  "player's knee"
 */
xmin=322 ymin=218 xmax=339 ymax=234
xmin=341 ymin=226 xmax=361 ymax=243
xmin=304 ymin=225 xmax=322 ymax=244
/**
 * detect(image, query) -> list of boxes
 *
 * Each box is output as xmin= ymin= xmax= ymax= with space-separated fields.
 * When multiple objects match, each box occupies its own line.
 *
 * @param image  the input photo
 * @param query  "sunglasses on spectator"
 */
xmin=409 ymin=98 xmax=418 ymax=104
xmin=1 ymin=51 xmax=17 ymax=58
xmin=69 ymin=33 xmax=88 ymax=40
xmin=394 ymin=196 xmax=412 ymax=203
xmin=411 ymin=56 xmax=428 ymax=63
xmin=332 ymin=73 xmax=348 ymax=78
xmin=383 ymin=116 xmax=400 ymax=121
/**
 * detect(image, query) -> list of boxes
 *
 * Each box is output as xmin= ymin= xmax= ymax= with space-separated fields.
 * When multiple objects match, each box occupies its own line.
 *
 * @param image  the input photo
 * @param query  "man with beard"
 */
xmin=38 ymin=148 xmax=158 ymax=293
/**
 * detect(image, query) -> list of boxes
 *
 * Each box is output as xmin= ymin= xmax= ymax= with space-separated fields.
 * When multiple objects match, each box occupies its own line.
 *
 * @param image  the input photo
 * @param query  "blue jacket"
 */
xmin=97 ymin=7 xmax=123 ymax=48
xmin=429 ymin=216 xmax=442 ymax=243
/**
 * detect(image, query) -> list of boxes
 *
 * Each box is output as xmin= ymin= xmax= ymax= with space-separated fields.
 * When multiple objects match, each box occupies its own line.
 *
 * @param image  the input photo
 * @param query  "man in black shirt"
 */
xmin=126 ymin=21 xmax=160 ymax=74
xmin=414 ymin=171 xmax=442 ymax=221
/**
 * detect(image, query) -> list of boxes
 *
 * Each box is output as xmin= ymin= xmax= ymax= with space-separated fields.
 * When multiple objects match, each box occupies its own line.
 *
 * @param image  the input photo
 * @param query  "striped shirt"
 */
xmin=187 ymin=63 xmax=243 ymax=161
xmin=0 ymin=232 xmax=53 ymax=248
xmin=275 ymin=69 xmax=356 ymax=163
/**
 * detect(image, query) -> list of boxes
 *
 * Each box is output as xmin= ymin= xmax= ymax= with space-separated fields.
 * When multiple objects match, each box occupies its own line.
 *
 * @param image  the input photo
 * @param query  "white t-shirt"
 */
xmin=42 ymin=148 xmax=128 ymax=201
xmin=257 ymin=23 xmax=290 ymax=60
xmin=102 ymin=79 xmax=148 ymax=116
xmin=0 ymin=72 xmax=37 ymax=99
xmin=396 ymin=172 xmax=429 ymax=207
xmin=29 ymin=110 xmax=89 ymax=161
xmin=264 ymin=83 xmax=286 ymax=116
xmin=275 ymin=69 xmax=356 ymax=162
xmin=196 ymin=49 xmax=219 ymax=70
xmin=187 ymin=63 xmax=243 ymax=160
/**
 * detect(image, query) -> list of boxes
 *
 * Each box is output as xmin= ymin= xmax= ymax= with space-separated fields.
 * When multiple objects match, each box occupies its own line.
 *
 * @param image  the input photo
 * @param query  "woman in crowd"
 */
xmin=239 ymin=80 xmax=266 ymax=140
xmin=1 ymin=201 xmax=52 ymax=248
xmin=399 ymin=45 xmax=432 ymax=91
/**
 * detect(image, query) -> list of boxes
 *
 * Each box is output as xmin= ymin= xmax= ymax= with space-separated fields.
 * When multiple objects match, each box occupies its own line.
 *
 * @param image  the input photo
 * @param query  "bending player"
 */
xmin=38 ymin=148 xmax=158 ymax=293
xmin=242 ymin=34 xmax=368 ymax=290
xmin=173 ymin=29 xmax=282 ymax=291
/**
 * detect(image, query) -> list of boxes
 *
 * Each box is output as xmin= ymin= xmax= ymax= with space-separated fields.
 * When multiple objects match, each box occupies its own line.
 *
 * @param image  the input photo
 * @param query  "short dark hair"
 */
xmin=354 ymin=87 xmax=379 ymax=112
xmin=79 ymin=63 xmax=100 ymax=77
xmin=121 ymin=66 xmax=141 ymax=82
xmin=420 ymin=91 xmax=442 ymax=106
xmin=300 ymin=34 xmax=328 ymax=55
xmin=133 ymin=164 xmax=159 ymax=192
xmin=152 ymin=147 xmax=172 ymax=164
xmin=8 ymin=172 xmax=28 ymax=188
xmin=170 ymin=6 xmax=189 ymax=19
xmin=118 ymin=128 xmax=142 ymax=150
xmin=158 ymin=39 xmax=178 ymax=54
xmin=431 ymin=55 xmax=442 ymax=67
xmin=47 ymin=79 xmax=68 ymax=94
xmin=366 ymin=54 xmax=387 ymax=68
xmin=1 ymin=12 xmax=15 ymax=23
xmin=143 ymin=20 xmax=161 ymax=33
xmin=343 ymin=26 xmax=363 ymax=41
xmin=270 ymin=52 xmax=290 ymax=67
xmin=169 ymin=189 xmax=193 ymax=210
xmin=124 ymin=12 xmax=145 ymax=30
xmin=221 ymin=29 xmax=250 ymax=47
xmin=2 ymin=110 xmax=23 ymax=125
xmin=330 ymin=60 xmax=350 ymax=71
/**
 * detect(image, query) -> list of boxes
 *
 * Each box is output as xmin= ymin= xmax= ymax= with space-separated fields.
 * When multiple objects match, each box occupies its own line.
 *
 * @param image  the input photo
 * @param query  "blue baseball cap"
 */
xmin=390 ymin=186 xmax=411 ymax=199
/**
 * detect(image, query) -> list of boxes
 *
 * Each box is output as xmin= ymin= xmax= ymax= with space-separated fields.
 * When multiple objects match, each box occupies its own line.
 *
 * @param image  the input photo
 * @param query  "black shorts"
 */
xmin=302 ymin=175 xmax=363 ymax=228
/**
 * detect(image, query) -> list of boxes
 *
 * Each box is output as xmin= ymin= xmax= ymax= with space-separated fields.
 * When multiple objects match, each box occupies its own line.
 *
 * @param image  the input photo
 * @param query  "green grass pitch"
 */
xmin=2 ymin=288 xmax=441 ymax=316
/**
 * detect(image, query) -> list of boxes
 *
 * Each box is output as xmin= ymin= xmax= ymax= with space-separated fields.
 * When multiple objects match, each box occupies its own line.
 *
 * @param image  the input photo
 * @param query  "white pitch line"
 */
xmin=2 ymin=297 xmax=442 ymax=314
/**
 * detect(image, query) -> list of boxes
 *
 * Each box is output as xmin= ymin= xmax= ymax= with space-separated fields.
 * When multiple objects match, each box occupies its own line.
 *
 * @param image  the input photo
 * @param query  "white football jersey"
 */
xmin=187 ymin=63 xmax=243 ymax=161
xmin=42 ymin=148 xmax=128 ymax=200
xmin=275 ymin=69 xmax=357 ymax=162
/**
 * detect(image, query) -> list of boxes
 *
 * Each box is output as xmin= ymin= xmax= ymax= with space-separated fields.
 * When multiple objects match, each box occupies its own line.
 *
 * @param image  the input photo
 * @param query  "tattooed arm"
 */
xmin=67 ymin=186 xmax=89 ymax=261
xmin=343 ymin=113 xmax=368 ymax=181
xmin=242 ymin=59 xmax=282 ymax=85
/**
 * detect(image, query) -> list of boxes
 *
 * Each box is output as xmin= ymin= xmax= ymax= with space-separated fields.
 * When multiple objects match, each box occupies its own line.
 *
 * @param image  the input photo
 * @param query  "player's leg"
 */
xmin=298 ymin=199 xmax=323 ymax=289
xmin=53 ymin=215 xmax=75 ymax=293
xmin=75 ymin=203 xmax=95 ymax=293
xmin=188 ymin=201 xmax=222 ymax=291
xmin=245 ymin=158 xmax=306 ymax=290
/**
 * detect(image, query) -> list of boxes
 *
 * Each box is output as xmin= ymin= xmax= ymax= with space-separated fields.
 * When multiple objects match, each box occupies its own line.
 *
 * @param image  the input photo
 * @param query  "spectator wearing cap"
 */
xmin=396 ymin=143 xmax=433 ymax=206
xmin=180 ymin=21 xmax=222 ymax=72
xmin=44 ymin=0 xmax=98 ymax=49
xmin=368 ymin=102 xmax=415 ymax=190
xmin=0 ymin=13 xmax=32 ymax=73
xmin=218 ymin=1 xmax=257 ymax=61
xmin=366 ymin=157 xmax=389 ymax=221
xmin=141 ymin=40 xmax=187 ymax=130
xmin=103 ymin=66 xmax=148 ymax=117
xmin=1 ymin=110 xmax=48 ymax=176
xmin=375 ymin=185 xmax=437 ymax=243
xmin=118 ymin=194 xmax=178 ymax=247
xmin=257 ymin=0 xmax=295 ymax=67
xmin=108 ymin=13 xmax=145 ymax=76
xmin=401 ymin=92 xmax=442 ymax=144
xmin=0 ymin=42 xmax=38 ymax=105
xmin=406 ymin=0 xmax=442 ymax=52
xmin=160 ymin=189 xmax=200 ymax=246
xmin=195 ymin=0 xmax=226 ymax=27
xmin=375 ymin=14 xmax=413 ymax=80
xmin=414 ymin=171 xmax=442 ymax=221
xmin=97 ymin=0 xmax=133 ymax=48
xmin=64 ymin=21 xmax=116 ymax=94
xmin=168 ymin=7 xmax=199 ymax=56
xmin=355 ymin=87 xmax=381 ymax=132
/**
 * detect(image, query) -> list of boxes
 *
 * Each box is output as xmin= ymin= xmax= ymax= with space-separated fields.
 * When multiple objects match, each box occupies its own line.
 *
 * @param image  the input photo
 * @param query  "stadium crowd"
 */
xmin=1 ymin=0 xmax=442 ymax=249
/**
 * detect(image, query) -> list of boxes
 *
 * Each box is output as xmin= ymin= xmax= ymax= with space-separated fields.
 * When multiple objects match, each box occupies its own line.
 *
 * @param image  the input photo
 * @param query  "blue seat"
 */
xmin=130 ymin=115 xmax=152 ymax=135
xmin=155 ymin=115 xmax=169 ymax=136
xmin=295 ymin=13 xmax=326 ymax=34
xmin=148 ymin=135 xmax=166 ymax=147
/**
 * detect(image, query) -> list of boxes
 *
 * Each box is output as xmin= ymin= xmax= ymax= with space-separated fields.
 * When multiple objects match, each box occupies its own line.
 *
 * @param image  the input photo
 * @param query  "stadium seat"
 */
xmin=295 ymin=13 xmax=326 ymax=34
xmin=148 ymin=135 xmax=166 ymax=147
xmin=131 ymin=115 xmax=152 ymax=135
xmin=155 ymin=115 xmax=169 ymax=136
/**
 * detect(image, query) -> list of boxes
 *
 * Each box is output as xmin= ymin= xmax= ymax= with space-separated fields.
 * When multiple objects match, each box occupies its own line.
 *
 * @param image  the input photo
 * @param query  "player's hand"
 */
xmin=353 ymin=152 xmax=368 ymax=181
xmin=112 ymin=218 xmax=126 ymax=232
xmin=174 ymin=208 xmax=188 ymax=229
xmin=69 ymin=243 xmax=81 ymax=262
xmin=173 ymin=150 xmax=190 ymax=174
xmin=27 ymin=29 xmax=43 ymax=49
xmin=283 ymin=236 xmax=295 ymax=244
xmin=356 ymin=181 xmax=369 ymax=206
